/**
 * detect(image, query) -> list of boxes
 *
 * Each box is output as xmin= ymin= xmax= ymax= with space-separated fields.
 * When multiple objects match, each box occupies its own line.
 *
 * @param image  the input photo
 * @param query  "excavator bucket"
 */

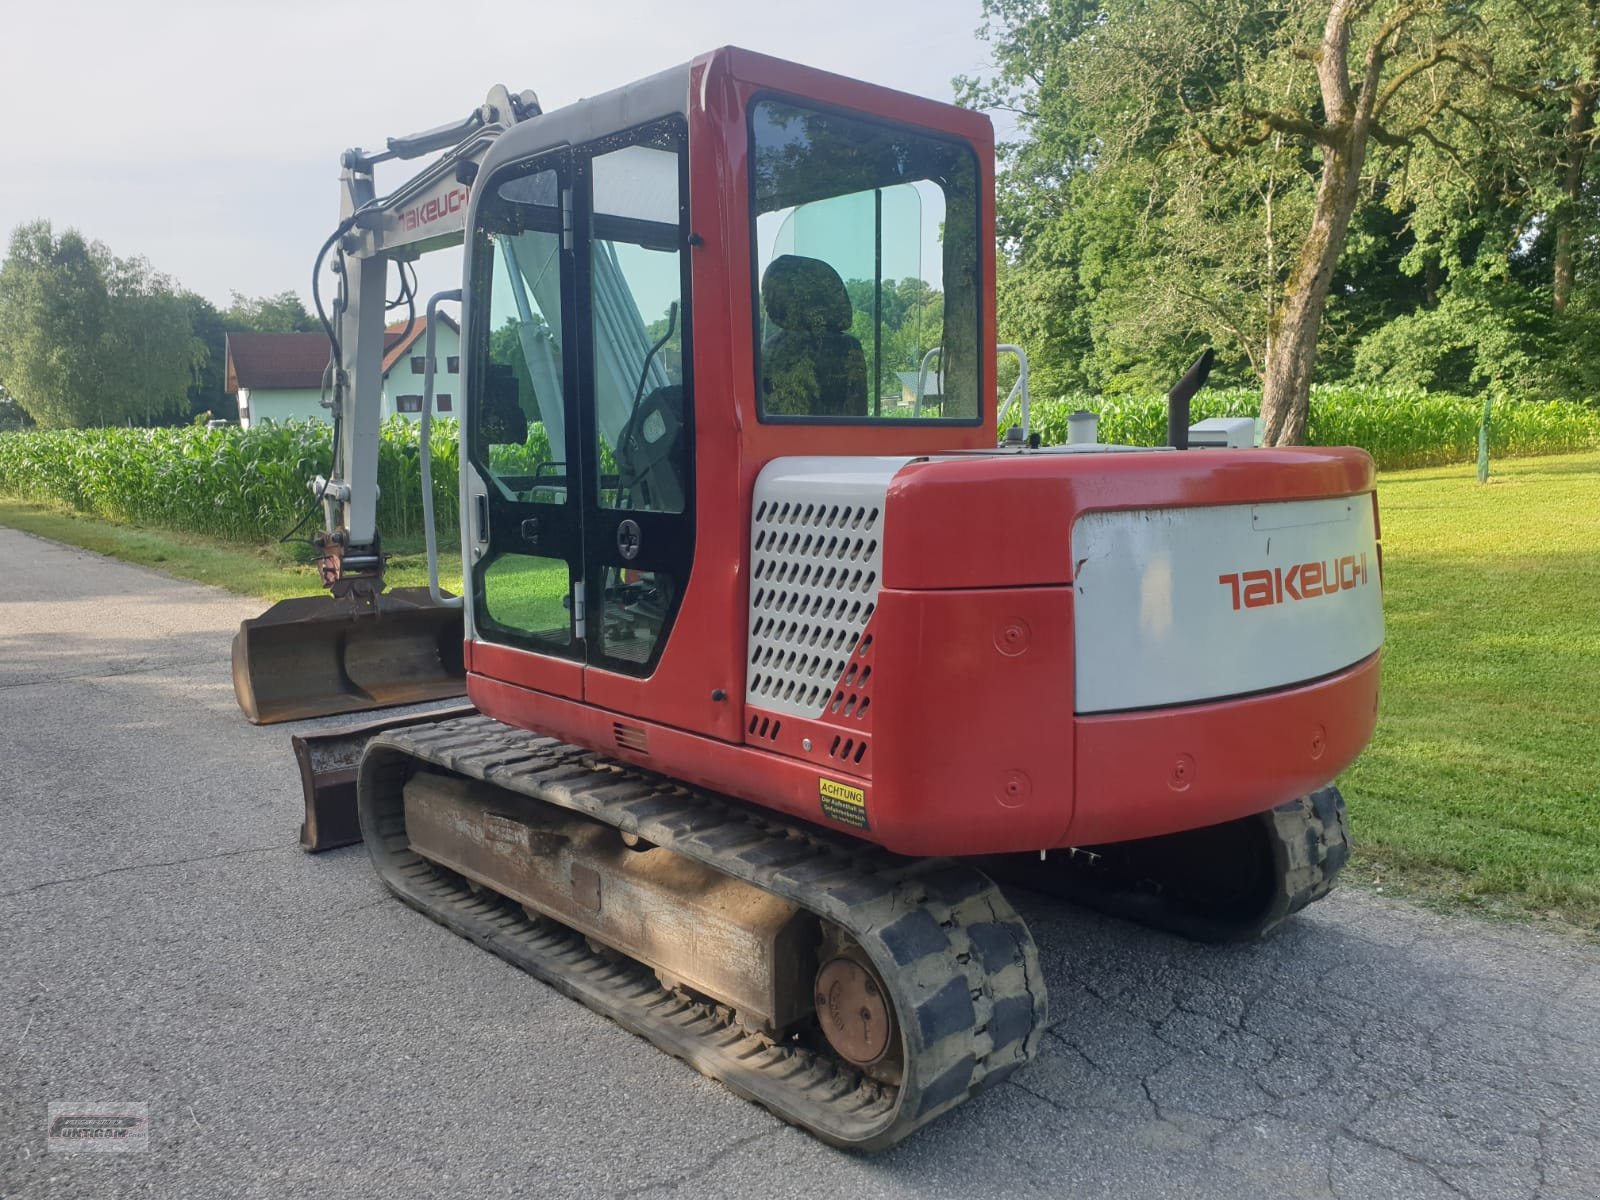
xmin=231 ymin=588 xmax=467 ymax=725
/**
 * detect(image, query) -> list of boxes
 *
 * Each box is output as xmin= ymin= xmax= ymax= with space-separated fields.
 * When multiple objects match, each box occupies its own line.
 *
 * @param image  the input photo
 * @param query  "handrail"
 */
xmin=421 ymin=289 xmax=464 ymax=609
xmin=914 ymin=347 xmax=941 ymax=416
xmin=996 ymin=344 xmax=1031 ymax=440
xmin=914 ymin=345 xmax=1030 ymax=437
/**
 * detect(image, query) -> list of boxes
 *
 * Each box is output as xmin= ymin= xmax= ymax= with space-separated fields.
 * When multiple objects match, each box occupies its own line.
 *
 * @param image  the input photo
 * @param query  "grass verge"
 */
xmin=0 ymin=498 xmax=462 ymax=602
xmin=4 ymin=452 xmax=1596 ymax=931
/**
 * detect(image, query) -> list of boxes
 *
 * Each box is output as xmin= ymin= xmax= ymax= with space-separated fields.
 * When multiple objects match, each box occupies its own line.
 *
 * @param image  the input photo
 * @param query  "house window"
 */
xmin=437 ymin=394 xmax=453 ymax=412
xmin=396 ymin=394 xmax=424 ymax=413
xmin=410 ymin=355 xmax=427 ymax=373
xmin=447 ymin=356 xmax=460 ymax=373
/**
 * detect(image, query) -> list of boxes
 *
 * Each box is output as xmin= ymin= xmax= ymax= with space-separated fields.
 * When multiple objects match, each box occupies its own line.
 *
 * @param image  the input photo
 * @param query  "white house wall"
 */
xmin=236 ymin=323 xmax=464 ymax=429
xmin=384 ymin=322 xmax=463 ymax=421
xmin=239 ymin=387 xmax=328 ymax=429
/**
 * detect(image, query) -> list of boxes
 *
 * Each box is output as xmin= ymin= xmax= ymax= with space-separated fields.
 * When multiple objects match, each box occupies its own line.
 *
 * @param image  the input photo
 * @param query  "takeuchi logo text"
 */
xmin=1218 ymin=552 xmax=1371 ymax=611
xmin=397 ymin=187 xmax=469 ymax=233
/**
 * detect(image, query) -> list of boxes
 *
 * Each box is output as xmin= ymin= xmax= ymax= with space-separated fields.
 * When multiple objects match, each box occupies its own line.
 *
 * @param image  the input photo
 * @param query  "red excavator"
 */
xmin=232 ymin=48 xmax=1384 ymax=1149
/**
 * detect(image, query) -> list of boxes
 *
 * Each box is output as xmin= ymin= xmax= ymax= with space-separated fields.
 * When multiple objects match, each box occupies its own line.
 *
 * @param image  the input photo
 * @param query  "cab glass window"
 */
xmin=749 ymin=98 xmax=981 ymax=423
xmin=469 ymin=165 xmax=574 ymax=648
xmin=589 ymin=134 xmax=689 ymax=515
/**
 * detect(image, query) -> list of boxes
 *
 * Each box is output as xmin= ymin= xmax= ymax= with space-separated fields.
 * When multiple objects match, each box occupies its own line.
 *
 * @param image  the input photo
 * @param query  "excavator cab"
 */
xmin=230 ymin=51 xmax=989 ymax=726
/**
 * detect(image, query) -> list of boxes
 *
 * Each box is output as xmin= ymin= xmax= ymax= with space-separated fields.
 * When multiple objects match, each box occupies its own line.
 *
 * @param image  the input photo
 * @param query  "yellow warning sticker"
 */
xmin=819 ymin=778 xmax=869 ymax=829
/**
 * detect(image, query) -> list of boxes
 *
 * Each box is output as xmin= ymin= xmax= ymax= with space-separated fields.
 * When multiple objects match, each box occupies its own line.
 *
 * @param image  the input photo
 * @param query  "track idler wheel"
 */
xmin=815 ymin=954 xmax=897 ymax=1069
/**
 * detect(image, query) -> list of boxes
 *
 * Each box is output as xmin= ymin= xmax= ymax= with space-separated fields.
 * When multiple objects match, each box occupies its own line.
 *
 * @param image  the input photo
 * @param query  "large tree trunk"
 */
xmin=1260 ymin=0 xmax=1373 ymax=446
xmin=1554 ymin=78 xmax=1595 ymax=315
xmin=1261 ymin=134 xmax=1367 ymax=445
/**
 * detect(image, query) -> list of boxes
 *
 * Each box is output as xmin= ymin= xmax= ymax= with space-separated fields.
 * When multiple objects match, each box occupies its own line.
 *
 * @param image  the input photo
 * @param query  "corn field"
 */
xmin=0 ymin=419 xmax=459 ymax=545
xmin=1028 ymin=387 xmax=1600 ymax=470
xmin=1 ymin=390 xmax=1597 ymax=547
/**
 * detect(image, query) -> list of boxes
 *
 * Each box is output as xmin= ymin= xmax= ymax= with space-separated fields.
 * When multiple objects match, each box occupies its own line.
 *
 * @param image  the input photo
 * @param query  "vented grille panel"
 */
xmin=826 ymin=631 xmax=874 ymax=725
xmin=745 ymin=463 xmax=898 ymax=720
xmin=747 ymin=714 xmax=782 ymax=742
xmin=613 ymin=723 xmax=649 ymax=754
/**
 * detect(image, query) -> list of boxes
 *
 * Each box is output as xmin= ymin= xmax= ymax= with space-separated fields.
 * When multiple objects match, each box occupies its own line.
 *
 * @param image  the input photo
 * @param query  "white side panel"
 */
xmin=745 ymin=457 xmax=911 ymax=719
xmin=1073 ymin=497 xmax=1382 ymax=713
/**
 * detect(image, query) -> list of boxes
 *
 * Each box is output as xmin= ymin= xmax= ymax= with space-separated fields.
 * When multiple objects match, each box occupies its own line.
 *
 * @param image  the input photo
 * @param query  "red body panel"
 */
xmin=883 ymin=448 xmax=1376 ymax=590
xmin=469 ymin=640 xmax=583 ymax=701
xmin=467 ymin=671 xmax=870 ymax=835
xmin=464 ymin=48 xmax=1385 ymax=858
xmin=467 ymin=646 xmax=1378 ymax=857
xmin=866 ymin=586 xmax=1077 ymax=854
xmin=1072 ymin=653 xmax=1381 ymax=845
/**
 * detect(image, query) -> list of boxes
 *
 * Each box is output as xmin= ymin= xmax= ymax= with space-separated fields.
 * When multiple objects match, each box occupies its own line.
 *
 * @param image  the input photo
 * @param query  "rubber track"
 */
xmin=1049 ymin=787 xmax=1352 ymax=943
xmin=356 ymin=714 xmax=1047 ymax=1151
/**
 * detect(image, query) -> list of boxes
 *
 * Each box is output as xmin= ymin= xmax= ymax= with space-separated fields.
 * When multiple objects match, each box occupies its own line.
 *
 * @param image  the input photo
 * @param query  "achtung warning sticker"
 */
xmin=819 ymin=778 xmax=869 ymax=829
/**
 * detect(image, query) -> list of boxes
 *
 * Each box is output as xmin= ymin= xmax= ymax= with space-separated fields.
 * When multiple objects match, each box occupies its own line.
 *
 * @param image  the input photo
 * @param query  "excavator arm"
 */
xmin=231 ymin=87 xmax=539 ymax=724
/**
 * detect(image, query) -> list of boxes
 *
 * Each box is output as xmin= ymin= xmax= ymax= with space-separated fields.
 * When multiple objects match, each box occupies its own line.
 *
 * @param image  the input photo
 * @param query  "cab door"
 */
xmin=466 ymin=122 xmax=693 ymax=699
xmin=466 ymin=152 xmax=586 ymax=699
xmin=575 ymin=122 xmax=695 ymax=680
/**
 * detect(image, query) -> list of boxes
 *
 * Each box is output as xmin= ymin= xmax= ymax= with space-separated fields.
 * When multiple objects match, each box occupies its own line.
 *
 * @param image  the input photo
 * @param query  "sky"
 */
xmin=0 ymin=0 xmax=1005 ymax=315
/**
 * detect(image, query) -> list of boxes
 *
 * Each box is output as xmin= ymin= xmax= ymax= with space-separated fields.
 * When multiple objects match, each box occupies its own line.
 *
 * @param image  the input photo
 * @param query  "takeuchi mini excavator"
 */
xmin=231 ymin=48 xmax=1384 ymax=1150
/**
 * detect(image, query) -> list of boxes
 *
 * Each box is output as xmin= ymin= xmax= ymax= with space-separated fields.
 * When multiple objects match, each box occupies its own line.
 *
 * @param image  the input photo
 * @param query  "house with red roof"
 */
xmin=223 ymin=316 xmax=461 ymax=429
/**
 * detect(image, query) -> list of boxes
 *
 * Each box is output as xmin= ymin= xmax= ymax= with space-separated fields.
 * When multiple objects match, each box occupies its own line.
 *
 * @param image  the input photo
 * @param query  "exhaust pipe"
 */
xmin=1167 ymin=348 xmax=1215 ymax=450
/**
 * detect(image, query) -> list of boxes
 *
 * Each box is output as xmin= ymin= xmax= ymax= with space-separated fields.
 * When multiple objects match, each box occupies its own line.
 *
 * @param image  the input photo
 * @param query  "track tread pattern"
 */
xmin=1049 ymin=787 xmax=1352 ymax=943
xmin=357 ymin=715 xmax=1046 ymax=1151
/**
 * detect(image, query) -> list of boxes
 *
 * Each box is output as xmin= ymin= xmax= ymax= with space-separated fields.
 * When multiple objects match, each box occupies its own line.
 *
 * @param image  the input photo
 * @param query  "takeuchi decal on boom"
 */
xmin=1218 ymin=553 xmax=1371 ymax=611
xmin=397 ymin=187 xmax=469 ymax=233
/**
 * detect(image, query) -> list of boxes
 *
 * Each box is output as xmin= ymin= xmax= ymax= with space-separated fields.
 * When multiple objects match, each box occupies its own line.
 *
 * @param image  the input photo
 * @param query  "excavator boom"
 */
xmin=231 ymin=87 xmax=539 ymax=725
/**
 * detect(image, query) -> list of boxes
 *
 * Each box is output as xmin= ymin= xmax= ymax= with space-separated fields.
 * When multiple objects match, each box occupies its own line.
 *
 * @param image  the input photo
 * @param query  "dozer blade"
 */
xmin=231 ymin=587 xmax=467 ymax=725
xmin=292 ymin=702 xmax=475 ymax=851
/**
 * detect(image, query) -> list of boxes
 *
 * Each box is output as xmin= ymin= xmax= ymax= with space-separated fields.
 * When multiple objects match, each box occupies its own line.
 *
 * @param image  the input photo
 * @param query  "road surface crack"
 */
xmin=0 ymin=656 xmax=224 ymax=691
xmin=0 ymin=844 xmax=283 ymax=900
xmin=611 ymin=1127 xmax=780 ymax=1197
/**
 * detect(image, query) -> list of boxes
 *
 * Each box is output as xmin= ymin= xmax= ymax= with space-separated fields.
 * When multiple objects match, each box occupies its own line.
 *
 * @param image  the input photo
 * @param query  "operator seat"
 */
xmin=615 ymin=383 xmax=686 ymax=513
xmin=760 ymin=255 xmax=868 ymax=417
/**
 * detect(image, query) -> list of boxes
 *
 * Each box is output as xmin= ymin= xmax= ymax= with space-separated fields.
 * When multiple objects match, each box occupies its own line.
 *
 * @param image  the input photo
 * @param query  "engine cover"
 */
xmin=1072 ymin=496 xmax=1383 ymax=713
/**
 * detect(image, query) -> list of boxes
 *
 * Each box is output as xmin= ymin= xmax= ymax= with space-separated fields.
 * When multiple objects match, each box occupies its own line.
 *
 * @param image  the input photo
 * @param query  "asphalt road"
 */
xmin=2 ymin=526 xmax=1597 ymax=1200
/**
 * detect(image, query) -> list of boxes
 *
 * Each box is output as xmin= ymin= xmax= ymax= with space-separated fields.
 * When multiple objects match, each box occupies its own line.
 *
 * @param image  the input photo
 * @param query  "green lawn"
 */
xmin=481 ymin=554 xmax=571 ymax=637
xmin=4 ymin=453 xmax=1597 ymax=930
xmin=1338 ymin=451 xmax=1600 ymax=929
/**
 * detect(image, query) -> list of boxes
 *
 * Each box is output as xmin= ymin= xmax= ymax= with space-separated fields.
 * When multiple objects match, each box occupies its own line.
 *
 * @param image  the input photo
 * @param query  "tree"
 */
xmin=99 ymin=250 xmax=207 ymax=426
xmin=0 ymin=222 xmax=115 ymax=428
xmin=1538 ymin=1 xmax=1600 ymax=315
xmin=0 ymin=221 xmax=202 ymax=428
xmin=970 ymin=0 xmax=1505 ymax=442
xmin=184 ymin=293 xmax=233 ymax=422
xmin=1354 ymin=0 xmax=1600 ymax=400
xmin=222 ymin=290 xmax=318 ymax=334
